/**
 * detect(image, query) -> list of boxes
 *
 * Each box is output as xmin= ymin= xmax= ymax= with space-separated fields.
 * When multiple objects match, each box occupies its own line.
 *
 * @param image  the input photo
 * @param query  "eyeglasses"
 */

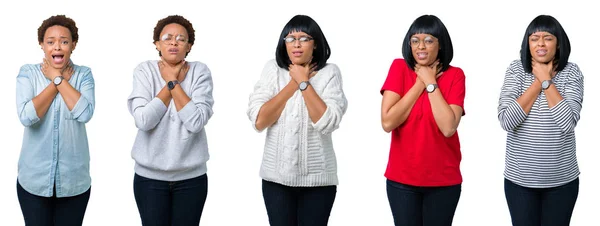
xmin=160 ymin=34 xmax=188 ymax=44
xmin=283 ymin=36 xmax=314 ymax=44
xmin=409 ymin=36 xmax=438 ymax=48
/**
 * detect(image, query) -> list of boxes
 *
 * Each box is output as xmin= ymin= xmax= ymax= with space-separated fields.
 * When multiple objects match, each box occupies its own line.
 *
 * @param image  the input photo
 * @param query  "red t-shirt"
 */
xmin=380 ymin=59 xmax=465 ymax=187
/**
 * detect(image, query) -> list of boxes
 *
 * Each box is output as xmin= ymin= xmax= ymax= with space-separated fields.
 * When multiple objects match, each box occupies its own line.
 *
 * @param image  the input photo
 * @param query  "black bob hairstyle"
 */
xmin=275 ymin=15 xmax=331 ymax=71
xmin=402 ymin=15 xmax=453 ymax=72
xmin=520 ymin=15 xmax=571 ymax=73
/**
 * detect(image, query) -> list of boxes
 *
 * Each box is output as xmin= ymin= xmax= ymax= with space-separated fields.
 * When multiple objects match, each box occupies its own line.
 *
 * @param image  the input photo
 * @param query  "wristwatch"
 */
xmin=299 ymin=81 xmax=310 ymax=91
xmin=426 ymin=83 xmax=438 ymax=93
xmin=53 ymin=76 xmax=64 ymax=86
xmin=541 ymin=80 xmax=553 ymax=90
xmin=168 ymin=80 xmax=179 ymax=90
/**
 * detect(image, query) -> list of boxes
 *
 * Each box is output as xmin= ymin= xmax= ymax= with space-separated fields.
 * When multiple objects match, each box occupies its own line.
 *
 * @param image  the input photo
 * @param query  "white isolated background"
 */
xmin=0 ymin=0 xmax=597 ymax=225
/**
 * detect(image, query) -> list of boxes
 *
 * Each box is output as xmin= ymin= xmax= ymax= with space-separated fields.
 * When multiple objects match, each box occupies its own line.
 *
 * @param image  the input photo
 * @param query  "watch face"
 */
xmin=542 ymin=80 xmax=550 ymax=89
xmin=53 ymin=76 xmax=62 ymax=85
xmin=299 ymin=82 xmax=308 ymax=91
xmin=168 ymin=81 xmax=174 ymax=90
xmin=426 ymin=84 xmax=435 ymax=93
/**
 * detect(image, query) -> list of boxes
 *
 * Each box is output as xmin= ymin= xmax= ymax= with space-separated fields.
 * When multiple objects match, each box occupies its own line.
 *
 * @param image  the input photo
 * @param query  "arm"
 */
xmin=381 ymin=80 xmax=424 ymax=133
xmin=308 ymin=66 xmax=348 ymax=134
xmin=546 ymin=65 xmax=584 ymax=133
xmin=428 ymin=73 xmax=465 ymax=137
xmin=498 ymin=62 xmax=533 ymax=131
xmin=16 ymin=66 xmax=55 ymax=126
xmin=175 ymin=65 xmax=214 ymax=133
xmin=128 ymin=66 xmax=169 ymax=131
xmin=62 ymin=67 xmax=95 ymax=123
xmin=299 ymin=83 xmax=327 ymax=124
xmin=247 ymin=61 xmax=289 ymax=132
xmin=255 ymin=81 xmax=297 ymax=131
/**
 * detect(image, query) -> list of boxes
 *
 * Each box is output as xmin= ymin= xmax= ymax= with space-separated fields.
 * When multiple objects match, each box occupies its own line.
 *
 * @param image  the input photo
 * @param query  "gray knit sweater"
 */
xmin=128 ymin=60 xmax=214 ymax=181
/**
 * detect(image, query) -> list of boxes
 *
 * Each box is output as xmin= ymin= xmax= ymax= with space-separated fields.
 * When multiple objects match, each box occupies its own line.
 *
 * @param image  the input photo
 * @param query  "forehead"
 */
xmin=161 ymin=23 xmax=188 ymax=35
xmin=44 ymin=25 xmax=71 ymax=39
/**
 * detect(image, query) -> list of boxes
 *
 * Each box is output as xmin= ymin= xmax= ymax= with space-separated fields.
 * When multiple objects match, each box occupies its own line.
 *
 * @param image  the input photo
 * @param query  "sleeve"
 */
xmin=68 ymin=67 xmax=95 ymax=123
xmin=177 ymin=64 xmax=214 ymax=133
xmin=246 ymin=60 xmax=279 ymax=132
xmin=548 ymin=64 xmax=584 ymax=134
xmin=497 ymin=61 xmax=528 ymax=132
xmin=310 ymin=65 xmax=348 ymax=135
xmin=16 ymin=65 xmax=41 ymax=127
xmin=445 ymin=68 xmax=466 ymax=115
xmin=127 ymin=63 xmax=168 ymax=131
xmin=380 ymin=59 xmax=405 ymax=96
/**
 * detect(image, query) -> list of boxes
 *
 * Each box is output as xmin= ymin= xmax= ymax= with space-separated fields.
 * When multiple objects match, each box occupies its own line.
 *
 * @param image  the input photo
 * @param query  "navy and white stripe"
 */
xmin=498 ymin=60 xmax=584 ymax=188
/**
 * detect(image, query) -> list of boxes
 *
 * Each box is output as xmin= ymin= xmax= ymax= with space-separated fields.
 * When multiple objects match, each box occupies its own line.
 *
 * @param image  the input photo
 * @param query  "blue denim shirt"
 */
xmin=16 ymin=63 xmax=95 ymax=198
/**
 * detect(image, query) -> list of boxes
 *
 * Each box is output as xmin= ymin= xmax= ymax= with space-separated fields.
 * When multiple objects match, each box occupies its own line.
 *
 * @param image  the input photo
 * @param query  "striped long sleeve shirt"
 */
xmin=498 ymin=60 xmax=584 ymax=188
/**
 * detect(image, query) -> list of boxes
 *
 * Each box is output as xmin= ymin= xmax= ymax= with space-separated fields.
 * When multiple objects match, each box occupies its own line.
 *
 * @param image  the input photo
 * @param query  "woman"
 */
xmin=247 ymin=14 xmax=347 ymax=226
xmin=127 ymin=15 xmax=214 ymax=226
xmin=15 ymin=15 xmax=95 ymax=226
xmin=498 ymin=15 xmax=583 ymax=226
xmin=380 ymin=15 xmax=465 ymax=226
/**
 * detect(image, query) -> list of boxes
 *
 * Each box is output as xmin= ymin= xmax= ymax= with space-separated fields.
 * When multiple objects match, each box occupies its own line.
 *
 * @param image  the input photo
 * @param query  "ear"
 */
xmin=154 ymin=41 xmax=160 ymax=51
xmin=187 ymin=44 xmax=193 ymax=53
xmin=72 ymin=41 xmax=77 ymax=52
xmin=39 ymin=42 xmax=43 ymax=49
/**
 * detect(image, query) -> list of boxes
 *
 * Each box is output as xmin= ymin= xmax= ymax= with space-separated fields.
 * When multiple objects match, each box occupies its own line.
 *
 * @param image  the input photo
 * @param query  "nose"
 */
xmin=418 ymin=41 xmax=426 ymax=49
xmin=293 ymin=40 xmax=301 ymax=48
xmin=537 ymin=39 xmax=545 ymax=46
xmin=54 ymin=43 xmax=61 ymax=50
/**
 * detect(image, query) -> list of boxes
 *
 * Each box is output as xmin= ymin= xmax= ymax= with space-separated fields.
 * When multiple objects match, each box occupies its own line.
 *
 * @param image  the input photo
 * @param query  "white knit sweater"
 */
xmin=247 ymin=59 xmax=348 ymax=187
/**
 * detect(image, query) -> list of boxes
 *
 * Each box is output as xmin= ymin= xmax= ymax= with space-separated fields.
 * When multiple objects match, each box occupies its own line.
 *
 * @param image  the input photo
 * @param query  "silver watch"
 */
xmin=426 ymin=83 xmax=438 ymax=93
xmin=541 ymin=80 xmax=553 ymax=90
xmin=299 ymin=81 xmax=310 ymax=91
xmin=53 ymin=76 xmax=64 ymax=86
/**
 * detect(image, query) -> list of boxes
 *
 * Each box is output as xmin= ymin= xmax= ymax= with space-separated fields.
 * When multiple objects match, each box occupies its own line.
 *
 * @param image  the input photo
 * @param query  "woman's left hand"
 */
xmin=415 ymin=61 xmax=442 ymax=85
xmin=288 ymin=59 xmax=317 ymax=84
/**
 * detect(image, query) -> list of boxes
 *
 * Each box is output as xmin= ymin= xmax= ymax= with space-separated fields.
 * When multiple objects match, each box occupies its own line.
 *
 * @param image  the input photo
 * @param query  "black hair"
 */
xmin=520 ymin=15 xmax=571 ymax=73
xmin=275 ymin=15 xmax=330 ymax=71
xmin=402 ymin=15 xmax=453 ymax=72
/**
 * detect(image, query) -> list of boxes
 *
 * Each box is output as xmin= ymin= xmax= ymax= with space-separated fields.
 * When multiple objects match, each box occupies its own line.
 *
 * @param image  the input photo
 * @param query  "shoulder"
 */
xmin=508 ymin=59 xmax=524 ymax=71
xmin=321 ymin=62 xmax=341 ymax=75
xmin=19 ymin=64 xmax=41 ymax=73
xmin=17 ymin=64 xmax=41 ymax=79
xmin=563 ymin=62 xmax=582 ymax=75
xmin=134 ymin=60 xmax=158 ymax=72
xmin=260 ymin=59 xmax=282 ymax=76
xmin=73 ymin=63 xmax=92 ymax=75
xmin=445 ymin=65 xmax=465 ymax=79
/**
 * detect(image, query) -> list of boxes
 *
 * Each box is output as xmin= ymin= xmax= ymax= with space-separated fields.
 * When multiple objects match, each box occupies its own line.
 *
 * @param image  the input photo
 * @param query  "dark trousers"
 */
xmin=262 ymin=180 xmax=337 ymax=226
xmin=505 ymin=178 xmax=579 ymax=226
xmin=134 ymin=173 xmax=208 ymax=226
xmin=17 ymin=180 xmax=91 ymax=226
xmin=386 ymin=179 xmax=461 ymax=226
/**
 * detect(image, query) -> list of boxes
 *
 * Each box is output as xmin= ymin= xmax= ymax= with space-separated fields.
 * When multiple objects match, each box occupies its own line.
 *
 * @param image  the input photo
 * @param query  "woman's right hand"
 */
xmin=41 ymin=58 xmax=73 ymax=81
xmin=158 ymin=60 xmax=189 ymax=82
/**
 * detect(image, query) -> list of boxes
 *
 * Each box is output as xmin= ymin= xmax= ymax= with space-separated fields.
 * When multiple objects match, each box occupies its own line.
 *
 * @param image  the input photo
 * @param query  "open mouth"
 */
xmin=536 ymin=49 xmax=547 ymax=56
xmin=416 ymin=52 xmax=428 ymax=60
xmin=52 ymin=54 xmax=65 ymax=64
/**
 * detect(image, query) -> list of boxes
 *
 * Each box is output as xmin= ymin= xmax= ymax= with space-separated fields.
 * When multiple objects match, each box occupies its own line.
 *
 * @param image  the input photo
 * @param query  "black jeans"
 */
xmin=262 ymin=180 xmax=337 ymax=226
xmin=17 ymin=180 xmax=91 ymax=226
xmin=505 ymin=178 xmax=579 ymax=226
xmin=386 ymin=179 xmax=461 ymax=226
xmin=134 ymin=173 xmax=208 ymax=226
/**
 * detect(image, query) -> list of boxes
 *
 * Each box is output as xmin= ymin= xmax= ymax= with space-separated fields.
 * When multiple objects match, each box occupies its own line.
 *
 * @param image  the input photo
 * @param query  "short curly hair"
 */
xmin=37 ymin=15 xmax=78 ymax=43
xmin=153 ymin=15 xmax=195 ymax=45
